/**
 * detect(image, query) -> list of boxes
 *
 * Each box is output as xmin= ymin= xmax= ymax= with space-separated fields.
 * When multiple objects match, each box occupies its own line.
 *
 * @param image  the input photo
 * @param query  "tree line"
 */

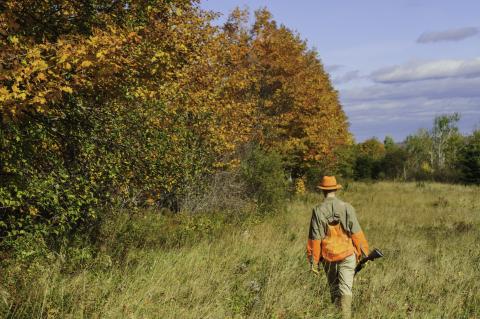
xmin=337 ymin=113 xmax=480 ymax=184
xmin=0 ymin=1 xmax=349 ymax=247
xmin=1 ymin=1 xmax=478 ymax=257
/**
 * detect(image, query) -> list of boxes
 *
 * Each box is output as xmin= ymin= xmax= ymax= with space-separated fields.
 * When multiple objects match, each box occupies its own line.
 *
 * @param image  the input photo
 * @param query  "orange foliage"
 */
xmin=241 ymin=9 xmax=351 ymax=171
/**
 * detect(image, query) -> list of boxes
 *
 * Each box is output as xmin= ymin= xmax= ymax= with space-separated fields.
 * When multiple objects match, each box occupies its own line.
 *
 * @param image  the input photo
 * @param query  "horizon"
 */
xmin=201 ymin=0 xmax=480 ymax=142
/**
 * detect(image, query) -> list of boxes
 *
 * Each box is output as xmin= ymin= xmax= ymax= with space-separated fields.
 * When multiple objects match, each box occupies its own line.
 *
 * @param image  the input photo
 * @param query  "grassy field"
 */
xmin=2 ymin=182 xmax=480 ymax=318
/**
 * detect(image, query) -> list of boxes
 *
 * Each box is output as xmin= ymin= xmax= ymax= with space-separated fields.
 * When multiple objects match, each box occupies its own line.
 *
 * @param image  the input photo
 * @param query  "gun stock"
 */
xmin=354 ymin=248 xmax=384 ymax=275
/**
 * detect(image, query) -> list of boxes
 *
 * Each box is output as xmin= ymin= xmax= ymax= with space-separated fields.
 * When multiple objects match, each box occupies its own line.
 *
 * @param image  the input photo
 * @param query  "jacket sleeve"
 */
xmin=346 ymin=204 xmax=369 ymax=259
xmin=307 ymin=208 xmax=322 ymax=265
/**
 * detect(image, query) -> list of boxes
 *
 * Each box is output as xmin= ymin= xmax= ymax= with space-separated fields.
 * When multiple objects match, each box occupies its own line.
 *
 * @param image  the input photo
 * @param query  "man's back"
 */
xmin=306 ymin=176 xmax=370 ymax=319
xmin=310 ymin=197 xmax=363 ymax=245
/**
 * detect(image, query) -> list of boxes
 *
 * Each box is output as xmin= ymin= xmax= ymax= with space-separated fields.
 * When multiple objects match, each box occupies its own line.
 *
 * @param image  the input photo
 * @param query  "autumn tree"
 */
xmin=0 ymin=3 xmax=354 ymax=242
xmin=245 ymin=9 xmax=351 ymax=176
xmin=0 ymin=0 xmax=248 ymax=239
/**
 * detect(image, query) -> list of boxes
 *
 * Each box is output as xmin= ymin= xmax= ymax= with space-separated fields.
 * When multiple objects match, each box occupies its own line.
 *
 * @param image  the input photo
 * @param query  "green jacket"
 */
xmin=307 ymin=196 xmax=369 ymax=264
xmin=309 ymin=197 xmax=362 ymax=240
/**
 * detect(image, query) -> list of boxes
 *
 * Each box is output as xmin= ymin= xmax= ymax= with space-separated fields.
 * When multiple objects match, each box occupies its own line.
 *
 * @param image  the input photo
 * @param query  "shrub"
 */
xmin=0 ymin=98 xmax=213 ymax=245
xmin=303 ymin=166 xmax=324 ymax=192
xmin=354 ymin=155 xmax=382 ymax=180
xmin=334 ymin=144 xmax=356 ymax=180
xmin=241 ymin=148 xmax=288 ymax=213
xmin=179 ymin=169 xmax=254 ymax=215
xmin=381 ymin=147 xmax=408 ymax=180
xmin=459 ymin=130 xmax=480 ymax=184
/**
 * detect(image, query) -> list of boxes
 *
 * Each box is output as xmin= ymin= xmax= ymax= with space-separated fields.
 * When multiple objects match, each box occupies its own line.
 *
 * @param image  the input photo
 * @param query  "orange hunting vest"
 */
xmin=321 ymin=222 xmax=355 ymax=262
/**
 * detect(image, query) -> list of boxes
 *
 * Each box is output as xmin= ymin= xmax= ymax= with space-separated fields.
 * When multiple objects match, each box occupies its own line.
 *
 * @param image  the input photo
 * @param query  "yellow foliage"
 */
xmin=33 ymin=59 xmax=48 ymax=71
xmin=0 ymin=87 xmax=10 ymax=102
xmin=28 ymin=206 xmax=38 ymax=216
xmin=80 ymin=60 xmax=93 ymax=68
xmin=61 ymin=86 xmax=73 ymax=94
xmin=31 ymin=95 xmax=47 ymax=105
xmin=59 ymin=53 xmax=69 ymax=63
xmin=9 ymin=35 xmax=19 ymax=44
xmin=295 ymin=178 xmax=306 ymax=195
xmin=0 ymin=1 xmax=350 ymax=196
xmin=421 ymin=162 xmax=433 ymax=174
xmin=36 ymin=72 xmax=46 ymax=81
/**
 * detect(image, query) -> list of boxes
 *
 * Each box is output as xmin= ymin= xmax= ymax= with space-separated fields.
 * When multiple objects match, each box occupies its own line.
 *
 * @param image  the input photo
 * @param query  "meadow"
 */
xmin=2 ymin=182 xmax=479 ymax=318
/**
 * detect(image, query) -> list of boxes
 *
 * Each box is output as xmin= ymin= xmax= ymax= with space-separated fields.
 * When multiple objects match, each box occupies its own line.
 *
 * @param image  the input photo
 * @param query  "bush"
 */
xmin=241 ymin=148 xmax=288 ymax=213
xmin=459 ymin=130 xmax=480 ymax=184
xmin=334 ymin=144 xmax=356 ymax=180
xmin=0 ymin=112 xmax=101 ymax=242
xmin=303 ymin=166 xmax=324 ymax=192
xmin=354 ymin=155 xmax=382 ymax=180
xmin=0 ymin=98 xmax=214 ymax=247
xmin=381 ymin=147 xmax=408 ymax=180
xmin=179 ymin=170 xmax=254 ymax=215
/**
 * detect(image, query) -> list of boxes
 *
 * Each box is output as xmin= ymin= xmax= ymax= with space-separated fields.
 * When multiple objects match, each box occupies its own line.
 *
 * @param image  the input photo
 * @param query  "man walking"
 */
xmin=306 ymin=176 xmax=369 ymax=319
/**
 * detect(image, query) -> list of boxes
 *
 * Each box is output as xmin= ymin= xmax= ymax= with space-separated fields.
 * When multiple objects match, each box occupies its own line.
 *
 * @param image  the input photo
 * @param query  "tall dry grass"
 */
xmin=1 ymin=182 xmax=479 ymax=318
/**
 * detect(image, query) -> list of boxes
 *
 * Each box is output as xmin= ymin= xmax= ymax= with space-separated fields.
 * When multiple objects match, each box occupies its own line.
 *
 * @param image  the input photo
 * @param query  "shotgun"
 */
xmin=355 ymin=248 xmax=384 ymax=275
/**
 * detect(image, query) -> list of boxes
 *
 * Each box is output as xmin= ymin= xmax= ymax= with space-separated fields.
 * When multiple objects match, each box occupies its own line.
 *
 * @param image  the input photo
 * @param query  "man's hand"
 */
xmin=310 ymin=263 xmax=320 ymax=275
xmin=362 ymin=260 xmax=370 ymax=270
xmin=356 ymin=260 xmax=369 ymax=273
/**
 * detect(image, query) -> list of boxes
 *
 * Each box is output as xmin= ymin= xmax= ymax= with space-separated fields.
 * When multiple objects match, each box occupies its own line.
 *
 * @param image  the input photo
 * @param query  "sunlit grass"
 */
xmin=2 ymin=182 xmax=479 ymax=318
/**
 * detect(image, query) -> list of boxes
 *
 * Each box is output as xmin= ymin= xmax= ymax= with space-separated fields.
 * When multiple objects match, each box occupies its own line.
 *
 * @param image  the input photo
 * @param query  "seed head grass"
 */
xmin=1 ymin=182 xmax=479 ymax=318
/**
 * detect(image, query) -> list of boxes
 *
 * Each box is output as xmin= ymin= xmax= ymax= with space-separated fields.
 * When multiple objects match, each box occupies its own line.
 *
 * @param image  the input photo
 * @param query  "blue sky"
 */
xmin=200 ymin=0 xmax=480 ymax=142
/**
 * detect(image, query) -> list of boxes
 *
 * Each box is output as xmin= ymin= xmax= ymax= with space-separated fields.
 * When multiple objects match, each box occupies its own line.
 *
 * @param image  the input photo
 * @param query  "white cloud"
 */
xmin=371 ymin=57 xmax=480 ymax=83
xmin=417 ymin=27 xmax=479 ymax=43
xmin=343 ymin=77 xmax=480 ymax=102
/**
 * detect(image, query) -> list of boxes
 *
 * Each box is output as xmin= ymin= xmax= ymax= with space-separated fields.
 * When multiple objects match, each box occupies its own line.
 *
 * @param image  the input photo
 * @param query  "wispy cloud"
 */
xmin=343 ymin=95 xmax=480 ymax=141
xmin=343 ymin=77 xmax=480 ymax=102
xmin=340 ymin=75 xmax=480 ymax=141
xmin=325 ymin=64 xmax=343 ymax=73
xmin=344 ymin=96 xmax=480 ymax=116
xmin=417 ymin=27 xmax=479 ymax=43
xmin=333 ymin=70 xmax=360 ymax=84
xmin=371 ymin=57 xmax=480 ymax=83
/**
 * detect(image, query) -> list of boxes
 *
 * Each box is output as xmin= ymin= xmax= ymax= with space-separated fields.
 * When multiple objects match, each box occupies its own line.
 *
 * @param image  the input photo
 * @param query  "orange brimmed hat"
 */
xmin=317 ymin=176 xmax=342 ymax=190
